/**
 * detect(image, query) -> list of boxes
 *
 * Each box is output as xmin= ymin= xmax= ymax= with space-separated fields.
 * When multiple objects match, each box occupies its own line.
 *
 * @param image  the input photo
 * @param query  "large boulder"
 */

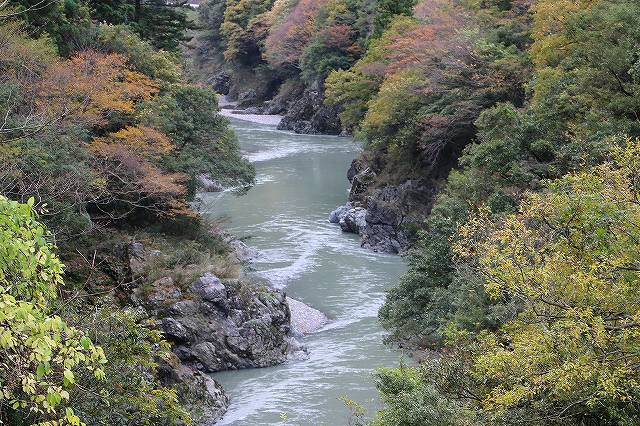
xmin=127 ymin=241 xmax=147 ymax=279
xmin=190 ymin=273 xmax=227 ymax=305
xmin=329 ymin=203 xmax=352 ymax=224
xmin=228 ymin=239 xmax=260 ymax=263
xmin=153 ymin=275 xmax=294 ymax=373
xmin=339 ymin=207 xmax=367 ymax=235
xmin=161 ymin=317 xmax=191 ymax=343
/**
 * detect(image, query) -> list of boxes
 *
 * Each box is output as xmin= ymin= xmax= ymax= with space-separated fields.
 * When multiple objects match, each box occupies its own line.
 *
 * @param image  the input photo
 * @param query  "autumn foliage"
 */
xmin=0 ymin=5 xmax=251 ymax=426
xmin=38 ymin=51 xmax=158 ymax=128
xmin=264 ymin=0 xmax=324 ymax=68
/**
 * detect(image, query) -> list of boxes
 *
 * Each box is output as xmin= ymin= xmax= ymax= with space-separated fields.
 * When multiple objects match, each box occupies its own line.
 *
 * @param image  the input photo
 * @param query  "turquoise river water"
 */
xmin=200 ymin=118 xmax=407 ymax=425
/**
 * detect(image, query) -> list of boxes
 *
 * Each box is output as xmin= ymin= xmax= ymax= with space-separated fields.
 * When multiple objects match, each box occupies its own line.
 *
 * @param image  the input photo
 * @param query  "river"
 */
xmin=200 ymin=118 xmax=406 ymax=425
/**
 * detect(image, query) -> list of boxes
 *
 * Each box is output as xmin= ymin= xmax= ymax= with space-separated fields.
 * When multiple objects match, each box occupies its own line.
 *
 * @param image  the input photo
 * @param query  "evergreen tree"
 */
xmin=88 ymin=0 xmax=191 ymax=51
xmin=372 ymin=0 xmax=416 ymax=39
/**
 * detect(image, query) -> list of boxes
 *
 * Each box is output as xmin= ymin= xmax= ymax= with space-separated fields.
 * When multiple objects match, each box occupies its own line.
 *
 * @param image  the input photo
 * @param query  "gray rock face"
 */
xmin=191 ymin=342 xmax=223 ymax=372
xmin=329 ymin=203 xmax=352 ymax=224
xmin=127 ymin=242 xmax=147 ymax=279
xmin=262 ymin=97 xmax=288 ymax=115
xmin=331 ymin=163 xmax=438 ymax=253
xmin=339 ymin=207 xmax=367 ymax=235
xmin=155 ymin=275 xmax=293 ymax=373
xmin=349 ymin=167 xmax=376 ymax=202
xmin=124 ymin=242 xmax=297 ymax=423
xmin=157 ymin=352 xmax=229 ymax=425
xmin=237 ymin=90 xmax=259 ymax=108
xmin=277 ymin=80 xmax=342 ymax=135
xmin=208 ymin=71 xmax=231 ymax=95
xmin=360 ymin=180 xmax=435 ymax=254
xmin=197 ymin=174 xmax=224 ymax=192
xmin=190 ymin=273 xmax=227 ymax=305
xmin=170 ymin=300 xmax=199 ymax=317
xmin=347 ymin=158 xmax=365 ymax=184
xmin=360 ymin=185 xmax=410 ymax=254
xmin=162 ymin=317 xmax=191 ymax=343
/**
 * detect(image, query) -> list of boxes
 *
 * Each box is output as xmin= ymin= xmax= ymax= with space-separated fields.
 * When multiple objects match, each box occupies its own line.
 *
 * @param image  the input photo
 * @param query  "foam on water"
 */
xmin=244 ymin=145 xmax=306 ymax=163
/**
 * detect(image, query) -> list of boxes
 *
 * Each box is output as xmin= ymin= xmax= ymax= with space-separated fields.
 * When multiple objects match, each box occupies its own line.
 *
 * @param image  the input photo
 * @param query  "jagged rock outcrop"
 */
xmin=157 ymin=352 xmax=229 ymax=424
xmin=361 ymin=180 xmax=436 ymax=253
xmin=329 ymin=203 xmax=352 ymax=224
xmin=277 ymin=80 xmax=341 ymax=135
xmin=347 ymin=158 xmax=365 ymax=184
xmin=237 ymin=90 xmax=259 ymax=108
xmin=360 ymin=187 xmax=409 ymax=254
xmin=124 ymin=241 xmax=302 ymax=423
xmin=349 ymin=167 xmax=376 ymax=202
xmin=208 ymin=71 xmax=231 ymax=95
xmin=330 ymin=167 xmax=438 ymax=253
xmin=339 ymin=207 xmax=367 ymax=235
xmin=133 ymin=270 xmax=294 ymax=373
xmin=262 ymin=97 xmax=288 ymax=115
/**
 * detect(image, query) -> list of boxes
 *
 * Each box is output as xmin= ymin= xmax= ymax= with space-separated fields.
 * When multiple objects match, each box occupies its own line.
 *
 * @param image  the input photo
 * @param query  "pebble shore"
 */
xmin=287 ymin=297 xmax=328 ymax=335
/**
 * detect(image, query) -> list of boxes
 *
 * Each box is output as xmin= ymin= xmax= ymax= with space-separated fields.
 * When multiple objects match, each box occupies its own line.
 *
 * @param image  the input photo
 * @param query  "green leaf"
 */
xmin=63 ymin=369 xmax=75 ymax=386
xmin=80 ymin=336 xmax=91 ymax=350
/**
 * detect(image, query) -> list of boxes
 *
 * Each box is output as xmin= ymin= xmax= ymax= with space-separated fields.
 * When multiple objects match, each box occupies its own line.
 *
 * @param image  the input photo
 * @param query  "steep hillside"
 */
xmin=0 ymin=2 xmax=297 ymax=424
xmin=193 ymin=0 xmax=414 ymax=134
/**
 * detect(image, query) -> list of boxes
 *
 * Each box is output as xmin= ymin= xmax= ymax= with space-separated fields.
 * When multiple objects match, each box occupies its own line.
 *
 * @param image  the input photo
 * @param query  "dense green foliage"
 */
xmin=140 ymin=84 xmax=255 ymax=192
xmin=88 ymin=0 xmax=191 ymax=51
xmin=0 ymin=196 xmax=107 ymax=425
xmin=326 ymin=0 xmax=640 ymax=424
xmin=196 ymin=0 xmax=399 ymax=103
xmin=453 ymin=142 xmax=640 ymax=423
xmin=370 ymin=0 xmax=416 ymax=39
xmin=0 ymin=1 xmax=254 ymax=423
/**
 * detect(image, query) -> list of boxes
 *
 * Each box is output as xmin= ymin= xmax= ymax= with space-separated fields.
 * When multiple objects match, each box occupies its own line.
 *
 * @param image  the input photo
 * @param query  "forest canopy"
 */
xmin=0 ymin=1 xmax=253 ymax=423
xmin=3 ymin=0 xmax=640 ymax=424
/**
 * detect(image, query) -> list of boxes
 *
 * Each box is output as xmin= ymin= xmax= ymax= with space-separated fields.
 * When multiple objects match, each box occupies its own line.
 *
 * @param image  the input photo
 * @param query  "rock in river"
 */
xmin=329 ymin=203 xmax=352 ymax=224
xmin=339 ymin=207 xmax=367 ymax=235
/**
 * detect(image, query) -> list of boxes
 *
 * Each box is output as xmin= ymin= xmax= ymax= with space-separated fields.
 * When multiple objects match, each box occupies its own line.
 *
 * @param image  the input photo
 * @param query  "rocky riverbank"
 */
xmin=287 ymin=297 xmax=328 ymax=335
xmin=211 ymin=72 xmax=341 ymax=135
xmin=121 ymin=228 xmax=334 ymax=424
xmin=121 ymin=238 xmax=307 ymax=424
xmin=329 ymin=160 xmax=437 ymax=254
